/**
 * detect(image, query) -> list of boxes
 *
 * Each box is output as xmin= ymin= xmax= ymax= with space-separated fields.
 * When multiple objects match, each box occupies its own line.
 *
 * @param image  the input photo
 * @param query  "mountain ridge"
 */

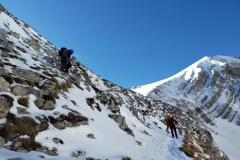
xmin=132 ymin=55 xmax=240 ymax=96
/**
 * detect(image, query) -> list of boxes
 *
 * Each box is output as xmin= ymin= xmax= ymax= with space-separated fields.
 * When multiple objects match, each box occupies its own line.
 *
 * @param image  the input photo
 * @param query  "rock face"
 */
xmin=0 ymin=3 xmax=230 ymax=160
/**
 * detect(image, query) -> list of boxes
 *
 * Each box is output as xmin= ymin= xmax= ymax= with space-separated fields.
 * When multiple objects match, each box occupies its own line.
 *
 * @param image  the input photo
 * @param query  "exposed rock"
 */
xmin=71 ymin=56 xmax=77 ymax=63
xmin=11 ymin=85 xmax=29 ymax=96
xmin=0 ymin=39 xmax=14 ymax=52
xmin=87 ymin=134 xmax=95 ymax=139
xmin=12 ymin=141 xmax=23 ymax=151
xmin=17 ymin=96 xmax=29 ymax=107
xmin=9 ymin=31 xmax=20 ymax=39
xmin=86 ymin=98 xmax=95 ymax=109
xmin=0 ymin=28 xmax=8 ymax=38
xmin=44 ymin=48 xmax=57 ymax=57
xmin=0 ymin=4 xmax=7 ymax=12
xmin=0 ymin=77 xmax=10 ymax=92
xmin=16 ymin=107 xmax=29 ymax=114
xmin=95 ymin=103 xmax=101 ymax=112
xmin=72 ymin=150 xmax=86 ymax=157
xmin=34 ymin=98 xmax=44 ymax=109
xmin=136 ymin=141 xmax=142 ymax=146
xmin=28 ymin=88 xmax=42 ymax=99
xmin=129 ymin=107 xmax=139 ymax=119
xmin=45 ymin=150 xmax=58 ymax=156
xmin=12 ymin=68 xmax=43 ymax=84
xmin=41 ymin=100 xmax=55 ymax=110
xmin=0 ymin=95 xmax=13 ymax=118
xmin=36 ymin=146 xmax=58 ymax=156
xmin=108 ymin=99 xmax=120 ymax=113
xmin=23 ymin=38 xmax=41 ymax=52
xmin=43 ymin=56 xmax=57 ymax=65
xmin=0 ymin=136 xmax=5 ymax=148
xmin=0 ymin=67 xmax=11 ymax=77
xmin=48 ymin=113 xmax=88 ymax=130
xmin=54 ymin=120 xmax=73 ymax=130
xmin=52 ymin=138 xmax=63 ymax=144
xmin=96 ymin=92 xmax=109 ymax=105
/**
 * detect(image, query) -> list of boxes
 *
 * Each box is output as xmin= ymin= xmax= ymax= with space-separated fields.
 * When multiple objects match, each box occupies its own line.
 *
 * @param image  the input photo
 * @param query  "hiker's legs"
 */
xmin=170 ymin=126 xmax=175 ymax=138
xmin=61 ymin=57 xmax=68 ymax=68
xmin=172 ymin=125 xmax=178 ymax=138
xmin=60 ymin=60 xmax=66 ymax=72
xmin=65 ymin=62 xmax=71 ymax=72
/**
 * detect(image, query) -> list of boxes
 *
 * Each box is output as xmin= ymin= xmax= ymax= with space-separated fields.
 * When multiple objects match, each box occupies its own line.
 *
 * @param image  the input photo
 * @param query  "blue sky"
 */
xmin=1 ymin=0 xmax=240 ymax=88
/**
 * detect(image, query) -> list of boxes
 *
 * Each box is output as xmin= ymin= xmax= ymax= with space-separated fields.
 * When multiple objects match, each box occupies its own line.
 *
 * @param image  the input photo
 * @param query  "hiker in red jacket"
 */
xmin=166 ymin=115 xmax=178 ymax=138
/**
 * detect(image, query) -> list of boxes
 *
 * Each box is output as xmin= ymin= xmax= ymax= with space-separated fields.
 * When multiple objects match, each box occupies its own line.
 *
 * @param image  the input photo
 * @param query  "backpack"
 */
xmin=59 ymin=47 xmax=67 ymax=57
xmin=67 ymin=49 xmax=74 ymax=57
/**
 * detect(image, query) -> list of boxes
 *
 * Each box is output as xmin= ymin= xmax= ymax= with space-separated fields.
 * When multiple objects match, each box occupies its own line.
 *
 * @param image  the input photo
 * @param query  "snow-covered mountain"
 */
xmin=133 ymin=56 xmax=240 ymax=160
xmin=0 ymin=4 xmax=230 ymax=160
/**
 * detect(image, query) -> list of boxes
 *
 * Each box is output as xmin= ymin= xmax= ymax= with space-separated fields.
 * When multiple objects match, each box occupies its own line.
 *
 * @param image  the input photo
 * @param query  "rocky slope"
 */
xmin=0 ymin=4 xmax=229 ymax=160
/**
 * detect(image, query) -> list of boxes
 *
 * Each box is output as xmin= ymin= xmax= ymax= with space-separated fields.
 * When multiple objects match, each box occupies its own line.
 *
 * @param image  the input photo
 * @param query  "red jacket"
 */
xmin=166 ymin=118 xmax=178 ymax=129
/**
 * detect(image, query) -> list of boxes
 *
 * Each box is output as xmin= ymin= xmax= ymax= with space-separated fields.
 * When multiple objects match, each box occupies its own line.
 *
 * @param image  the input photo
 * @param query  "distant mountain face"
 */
xmin=0 ymin=4 xmax=230 ymax=160
xmin=133 ymin=55 xmax=240 ymax=125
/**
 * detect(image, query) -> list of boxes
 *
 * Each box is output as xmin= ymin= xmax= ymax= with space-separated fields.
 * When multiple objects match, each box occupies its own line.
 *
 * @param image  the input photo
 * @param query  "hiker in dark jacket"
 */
xmin=59 ymin=47 xmax=73 ymax=72
xmin=166 ymin=115 xmax=178 ymax=138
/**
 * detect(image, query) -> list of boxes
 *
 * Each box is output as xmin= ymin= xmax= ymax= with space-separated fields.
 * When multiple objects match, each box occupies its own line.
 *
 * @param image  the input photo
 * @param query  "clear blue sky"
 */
xmin=1 ymin=0 xmax=240 ymax=88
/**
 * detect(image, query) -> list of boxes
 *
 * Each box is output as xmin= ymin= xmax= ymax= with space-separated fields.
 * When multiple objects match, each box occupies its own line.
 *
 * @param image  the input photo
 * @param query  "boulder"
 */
xmin=0 ymin=77 xmax=10 ymax=92
xmin=11 ymin=85 xmax=29 ymax=96
xmin=34 ymin=98 xmax=44 ymax=109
